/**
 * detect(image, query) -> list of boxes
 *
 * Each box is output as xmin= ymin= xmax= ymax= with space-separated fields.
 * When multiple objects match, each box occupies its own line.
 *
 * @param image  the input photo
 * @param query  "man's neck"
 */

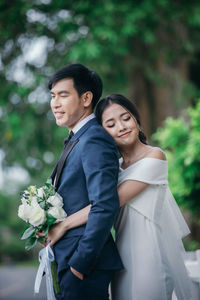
xmin=71 ymin=113 xmax=95 ymax=134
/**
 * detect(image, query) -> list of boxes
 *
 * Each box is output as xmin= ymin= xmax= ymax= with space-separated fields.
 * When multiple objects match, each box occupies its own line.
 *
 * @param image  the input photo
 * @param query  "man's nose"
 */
xmin=51 ymin=95 xmax=61 ymax=107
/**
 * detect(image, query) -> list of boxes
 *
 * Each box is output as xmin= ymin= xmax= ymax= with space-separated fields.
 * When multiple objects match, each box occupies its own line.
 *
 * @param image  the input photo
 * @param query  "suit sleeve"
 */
xmin=68 ymin=131 xmax=120 ymax=274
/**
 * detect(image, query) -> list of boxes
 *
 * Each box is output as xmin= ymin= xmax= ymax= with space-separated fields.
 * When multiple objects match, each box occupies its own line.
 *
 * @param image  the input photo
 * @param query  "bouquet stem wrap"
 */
xmin=34 ymin=244 xmax=56 ymax=300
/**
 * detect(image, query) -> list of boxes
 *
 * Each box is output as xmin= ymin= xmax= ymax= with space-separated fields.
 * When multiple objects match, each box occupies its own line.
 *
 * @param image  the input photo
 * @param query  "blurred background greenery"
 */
xmin=0 ymin=0 xmax=200 ymax=264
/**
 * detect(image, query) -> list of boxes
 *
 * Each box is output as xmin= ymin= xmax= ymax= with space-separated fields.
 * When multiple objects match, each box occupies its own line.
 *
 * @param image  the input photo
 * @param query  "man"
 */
xmin=48 ymin=63 xmax=123 ymax=300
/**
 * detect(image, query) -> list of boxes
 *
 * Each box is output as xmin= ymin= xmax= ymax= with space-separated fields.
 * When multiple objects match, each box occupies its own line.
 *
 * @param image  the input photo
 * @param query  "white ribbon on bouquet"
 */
xmin=34 ymin=244 xmax=56 ymax=300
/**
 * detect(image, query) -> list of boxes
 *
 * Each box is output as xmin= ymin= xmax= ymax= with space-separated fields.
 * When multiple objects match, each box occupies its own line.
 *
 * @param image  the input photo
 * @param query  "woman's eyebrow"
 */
xmin=105 ymin=112 xmax=129 ymax=123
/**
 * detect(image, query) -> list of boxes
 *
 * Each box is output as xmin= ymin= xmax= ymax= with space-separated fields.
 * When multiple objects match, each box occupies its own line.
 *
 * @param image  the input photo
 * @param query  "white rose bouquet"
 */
xmin=18 ymin=179 xmax=67 ymax=250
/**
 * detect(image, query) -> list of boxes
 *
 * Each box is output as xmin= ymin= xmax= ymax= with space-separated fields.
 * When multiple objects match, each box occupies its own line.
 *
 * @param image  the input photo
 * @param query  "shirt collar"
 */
xmin=72 ymin=113 xmax=96 ymax=134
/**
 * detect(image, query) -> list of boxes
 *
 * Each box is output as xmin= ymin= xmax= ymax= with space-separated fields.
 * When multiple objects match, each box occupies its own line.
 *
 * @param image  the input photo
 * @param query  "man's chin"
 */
xmin=56 ymin=119 xmax=66 ymax=127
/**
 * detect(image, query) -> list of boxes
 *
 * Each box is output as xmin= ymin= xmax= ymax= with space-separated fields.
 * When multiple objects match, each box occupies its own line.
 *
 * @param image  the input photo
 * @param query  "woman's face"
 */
xmin=102 ymin=103 xmax=139 ymax=148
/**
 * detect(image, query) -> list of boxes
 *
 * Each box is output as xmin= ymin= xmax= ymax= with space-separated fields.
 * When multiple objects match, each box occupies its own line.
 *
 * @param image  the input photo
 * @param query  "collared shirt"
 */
xmin=72 ymin=113 xmax=96 ymax=134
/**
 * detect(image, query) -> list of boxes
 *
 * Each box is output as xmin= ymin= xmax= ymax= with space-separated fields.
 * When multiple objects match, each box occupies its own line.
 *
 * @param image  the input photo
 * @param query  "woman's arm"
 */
xmin=46 ymin=181 xmax=147 ymax=246
xmin=118 ymin=148 xmax=166 ymax=206
xmin=48 ymin=205 xmax=91 ymax=246
xmin=118 ymin=180 xmax=149 ymax=207
xmin=48 ymin=148 xmax=166 ymax=245
xmin=45 ymin=180 xmax=146 ymax=246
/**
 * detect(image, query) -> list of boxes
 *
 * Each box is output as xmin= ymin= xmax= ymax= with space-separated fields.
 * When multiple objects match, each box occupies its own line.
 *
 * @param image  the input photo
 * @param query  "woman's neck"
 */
xmin=119 ymin=140 xmax=151 ymax=169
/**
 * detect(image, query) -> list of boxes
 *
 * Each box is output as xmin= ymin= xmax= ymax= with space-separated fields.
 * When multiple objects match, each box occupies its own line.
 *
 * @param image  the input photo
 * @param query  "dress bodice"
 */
xmin=117 ymin=158 xmax=190 ymax=239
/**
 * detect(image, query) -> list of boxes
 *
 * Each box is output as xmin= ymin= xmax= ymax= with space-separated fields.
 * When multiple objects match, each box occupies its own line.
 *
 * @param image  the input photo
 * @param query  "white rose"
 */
xmin=31 ymin=196 xmax=39 ymax=207
xmin=18 ymin=204 xmax=31 ymax=222
xmin=47 ymin=193 xmax=63 ymax=207
xmin=21 ymin=197 xmax=28 ymax=205
xmin=48 ymin=207 xmax=67 ymax=222
xmin=29 ymin=204 xmax=46 ymax=227
xmin=37 ymin=187 xmax=44 ymax=198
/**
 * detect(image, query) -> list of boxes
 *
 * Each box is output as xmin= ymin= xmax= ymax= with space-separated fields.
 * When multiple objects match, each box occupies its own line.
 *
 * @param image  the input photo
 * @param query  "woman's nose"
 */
xmin=118 ymin=121 xmax=126 ymax=131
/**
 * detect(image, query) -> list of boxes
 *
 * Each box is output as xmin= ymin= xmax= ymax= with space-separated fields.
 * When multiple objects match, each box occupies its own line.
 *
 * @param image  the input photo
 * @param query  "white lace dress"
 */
xmin=111 ymin=158 xmax=191 ymax=300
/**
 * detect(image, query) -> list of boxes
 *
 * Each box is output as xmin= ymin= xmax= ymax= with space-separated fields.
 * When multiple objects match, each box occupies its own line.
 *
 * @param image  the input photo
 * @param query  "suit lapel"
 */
xmin=53 ymin=118 xmax=98 ymax=189
xmin=54 ymin=139 xmax=79 ymax=188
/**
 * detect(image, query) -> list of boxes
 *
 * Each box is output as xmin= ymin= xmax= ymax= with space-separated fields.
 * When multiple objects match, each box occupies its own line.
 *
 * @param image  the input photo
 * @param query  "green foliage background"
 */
xmin=0 ymin=0 xmax=200 ymax=262
xmin=153 ymin=101 xmax=200 ymax=214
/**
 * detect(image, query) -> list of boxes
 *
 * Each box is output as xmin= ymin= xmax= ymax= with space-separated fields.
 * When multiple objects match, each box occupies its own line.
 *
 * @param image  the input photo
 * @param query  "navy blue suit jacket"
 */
xmin=53 ymin=118 xmax=123 ymax=277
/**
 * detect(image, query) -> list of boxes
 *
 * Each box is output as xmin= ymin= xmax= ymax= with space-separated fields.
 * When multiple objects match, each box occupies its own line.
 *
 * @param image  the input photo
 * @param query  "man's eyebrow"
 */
xmin=50 ymin=90 xmax=70 ymax=95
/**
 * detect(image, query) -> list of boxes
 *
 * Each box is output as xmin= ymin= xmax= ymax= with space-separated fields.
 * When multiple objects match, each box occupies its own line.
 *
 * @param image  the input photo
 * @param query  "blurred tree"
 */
xmin=1 ymin=0 xmax=200 ymax=175
xmin=0 ymin=0 xmax=200 ymax=175
xmin=0 ymin=0 xmax=200 ymax=260
xmin=153 ymin=100 xmax=200 ymax=249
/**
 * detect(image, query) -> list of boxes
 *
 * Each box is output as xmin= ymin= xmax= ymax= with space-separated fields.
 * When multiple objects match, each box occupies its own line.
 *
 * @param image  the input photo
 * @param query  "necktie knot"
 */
xmin=64 ymin=131 xmax=74 ymax=145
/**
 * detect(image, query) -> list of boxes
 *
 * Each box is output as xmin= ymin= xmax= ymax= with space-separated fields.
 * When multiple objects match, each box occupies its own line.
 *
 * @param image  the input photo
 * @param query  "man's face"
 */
xmin=50 ymin=78 xmax=86 ymax=130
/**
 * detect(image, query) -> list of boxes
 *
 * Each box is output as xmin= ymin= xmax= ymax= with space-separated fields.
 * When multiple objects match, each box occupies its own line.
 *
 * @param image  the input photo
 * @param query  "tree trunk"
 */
xmin=129 ymin=54 xmax=190 ymax=139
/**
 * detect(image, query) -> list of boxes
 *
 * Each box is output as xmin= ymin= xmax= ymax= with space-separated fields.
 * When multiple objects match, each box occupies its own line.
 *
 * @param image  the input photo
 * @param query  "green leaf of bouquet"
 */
xmin=38 ymin=237 xmax=46 ymax=243
xmin=43 ymin=225 xmax=50 ymax=236
xmin=21 ymin=225 xmax=30 ymax=235
xmin=25 ymin=237 xmax=37 ymax=250
xmin=21 ymin=226 xmax=35 ymax=240
xmin=45 ymin=182 xmax=52 ymax=188
xmin=39 ymin=200 xmax=46 ymax=209
xmin=46 ymin=213 xmax=56 ymax=225
xmin=46 ymin=178 xmax=52 ymax=184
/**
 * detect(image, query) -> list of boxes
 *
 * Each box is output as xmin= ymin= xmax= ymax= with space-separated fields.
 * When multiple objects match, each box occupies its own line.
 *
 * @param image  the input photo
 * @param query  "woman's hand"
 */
xmin=47 ymin=220 xmax=68 ymax=247
xmin=36 ymin=219 xmax=68 ymax=248
xmin=36 ymin=205 xmax=91 ymax=248
xmin=36 ymin=231 xmax=48 ymax=247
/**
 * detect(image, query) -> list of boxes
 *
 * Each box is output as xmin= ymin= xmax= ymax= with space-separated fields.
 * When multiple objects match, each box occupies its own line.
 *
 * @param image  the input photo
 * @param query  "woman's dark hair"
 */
xmin=48 ymin=63 xmax=103 ymax=109
xmin=95 ymin=94 xmax=147 ymax=144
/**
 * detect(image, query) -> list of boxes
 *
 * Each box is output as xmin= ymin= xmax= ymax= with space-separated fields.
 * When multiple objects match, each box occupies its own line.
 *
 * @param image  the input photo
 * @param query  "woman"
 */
xmin=48 ymin=94 xmax=191 ymax=300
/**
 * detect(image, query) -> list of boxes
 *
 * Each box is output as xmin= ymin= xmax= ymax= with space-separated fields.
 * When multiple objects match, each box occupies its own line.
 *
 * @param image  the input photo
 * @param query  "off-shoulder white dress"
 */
xmin=111 ymin=158 xmax=191 ymax=300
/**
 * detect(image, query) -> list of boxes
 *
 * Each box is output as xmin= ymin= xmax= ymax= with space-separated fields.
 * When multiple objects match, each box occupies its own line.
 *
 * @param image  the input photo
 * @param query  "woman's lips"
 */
xmin=118 ymin=131 xmax=131 ymax=138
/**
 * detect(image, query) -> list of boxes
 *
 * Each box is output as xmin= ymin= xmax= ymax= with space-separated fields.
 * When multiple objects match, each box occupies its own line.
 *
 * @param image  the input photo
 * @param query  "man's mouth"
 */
xmin=54 ymin=112 xmax=65 ymax=119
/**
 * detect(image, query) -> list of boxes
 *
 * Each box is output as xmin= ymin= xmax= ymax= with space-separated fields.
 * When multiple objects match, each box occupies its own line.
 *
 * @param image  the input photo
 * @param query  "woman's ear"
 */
xmin=82 ymin=91 xmax=93 ymax=108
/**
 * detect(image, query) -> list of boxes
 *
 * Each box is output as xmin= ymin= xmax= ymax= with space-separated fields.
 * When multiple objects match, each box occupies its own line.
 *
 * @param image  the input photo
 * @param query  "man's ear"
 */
xmin=82 ymin=91 xmax=93 ymax=108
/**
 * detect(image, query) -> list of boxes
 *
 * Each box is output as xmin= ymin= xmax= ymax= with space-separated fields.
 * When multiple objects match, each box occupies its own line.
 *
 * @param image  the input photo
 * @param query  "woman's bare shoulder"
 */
xmin=145 ymin=146 xmax=166 ymax=161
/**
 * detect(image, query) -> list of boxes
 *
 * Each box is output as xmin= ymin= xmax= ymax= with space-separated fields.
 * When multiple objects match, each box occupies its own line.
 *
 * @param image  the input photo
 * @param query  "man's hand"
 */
xmin=70 ymin=266 xmax=83 ymax=280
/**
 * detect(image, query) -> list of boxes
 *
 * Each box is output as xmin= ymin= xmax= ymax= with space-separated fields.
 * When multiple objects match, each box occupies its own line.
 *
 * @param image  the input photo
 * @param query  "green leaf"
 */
xmin=46 ymin=178 xmax=52 ymax=184
xmin=21 ymin=226 xmax=35 ymax=240
xmin=39 ymin=200 xmax=45 ymax=209
xmin=46 ymin=213 xmax=56 ymax=226
xmin=43 ymin=225 xmax=50 ymax=236
xmin=45 ymin=182 xmax=53 ymax=188
xmin=21 ymin=225 xmax=30 ymax=235
xmin=38 ymin=237 xmax=46 ymax=243
xmin=25 ymin=237 xmax=37 ymax=250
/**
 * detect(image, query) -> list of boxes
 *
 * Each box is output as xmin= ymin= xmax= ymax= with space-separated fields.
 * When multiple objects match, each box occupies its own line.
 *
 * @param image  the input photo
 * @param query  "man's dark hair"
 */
xmin=48 ymin=63 xmax=103 ymax=109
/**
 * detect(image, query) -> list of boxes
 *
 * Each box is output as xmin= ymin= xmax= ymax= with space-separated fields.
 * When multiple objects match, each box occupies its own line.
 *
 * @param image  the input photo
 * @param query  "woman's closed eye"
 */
xmin=107 ymin=123 xmax=115 ymax=128
xmin=123 ymin=116 xmax=131 ymax=121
